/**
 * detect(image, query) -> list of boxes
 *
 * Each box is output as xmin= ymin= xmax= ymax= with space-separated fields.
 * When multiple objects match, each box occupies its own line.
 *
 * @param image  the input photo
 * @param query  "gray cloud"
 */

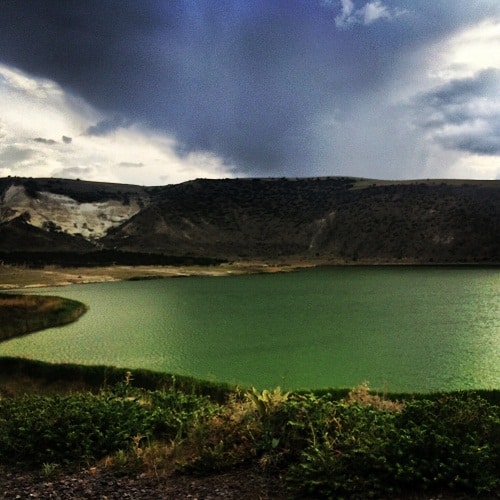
xmin=34 ymin=137 xmax=57 ymax=145
xmin=414 ymin=69 xmax=500 ymax=156
xmin=86 ymin=116 xmax=132 ymax=136
xmin=0 ymin=145 xmax=35 ymax=166
xmin=443 ymin=132 xmax=500 ymax=156
xmin=53 ymin=166 xmax=93 ymax=179
xmin=118 ymin=162 xmax=144 ymax=168
xmin=62 ymin=135 xmax=72 ymax=144
xmin=0 ymin=1 xmax=499 ymax=178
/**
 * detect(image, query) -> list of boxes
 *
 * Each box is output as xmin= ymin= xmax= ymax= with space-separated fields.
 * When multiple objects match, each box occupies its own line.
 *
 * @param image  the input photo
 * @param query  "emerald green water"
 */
xmin=1 ymin=267 xmax=498 ymax=392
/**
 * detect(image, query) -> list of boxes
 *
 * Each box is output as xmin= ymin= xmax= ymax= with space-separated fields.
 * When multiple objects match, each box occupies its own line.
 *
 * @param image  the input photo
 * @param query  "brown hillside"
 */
xmin=1 ymin=176 xmax=499 ymax=264
xmin=103 ymin=177 xmax=500 ymax=263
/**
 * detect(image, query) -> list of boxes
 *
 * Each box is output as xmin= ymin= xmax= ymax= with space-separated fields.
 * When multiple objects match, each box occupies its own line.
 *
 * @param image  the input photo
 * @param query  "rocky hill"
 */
xmin=0 ymin=176 xmax=499 ymax=265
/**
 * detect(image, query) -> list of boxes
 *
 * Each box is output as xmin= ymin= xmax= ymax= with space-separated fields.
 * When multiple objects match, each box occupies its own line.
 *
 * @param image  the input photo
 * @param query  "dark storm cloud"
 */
xmin=415 ymin=69 xmax=500 ymax=156
xmin=418 ymin=70 xmax=498 ymax=124
xmin=0 ymin=0 xmax=498 ymax=174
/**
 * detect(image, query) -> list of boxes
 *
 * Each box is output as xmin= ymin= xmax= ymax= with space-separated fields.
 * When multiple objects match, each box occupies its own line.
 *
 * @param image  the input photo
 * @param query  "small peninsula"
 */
xmin=0 ymin=294 xmax=87 ymax=342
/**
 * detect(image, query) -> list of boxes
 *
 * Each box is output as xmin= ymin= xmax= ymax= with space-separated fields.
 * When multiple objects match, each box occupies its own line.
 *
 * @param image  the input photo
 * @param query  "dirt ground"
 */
xmin=0 ymin=261 xmax=315 ymax=290
xmin=0 ymin=256 xmax=430 ymax=291
xmin=0 ymin=464 xmax=287 ymax=499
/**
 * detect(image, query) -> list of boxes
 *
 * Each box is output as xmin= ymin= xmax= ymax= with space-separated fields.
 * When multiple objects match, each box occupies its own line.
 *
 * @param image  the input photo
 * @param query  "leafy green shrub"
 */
xmin=392 ymin=394 xmax=499 ymax=494
xmin=0 ymin=369 xmax=497 ymax=499
xmin=259 ymin=393 xmax=332 ymax=458
xmin=286 ymin=401 xmax=400 ymax=498
xmin=143 ymin=387 xmax=215 ymax=440
xmin=285 ymin=393 xmax=499 ymax=498
xmin=0 ymin=392 xmax=151 ymax=465
xmin=247 ymin=386 xmax=290 ymax=416
xmin=0 ymin=379 xmax=216 ymax=467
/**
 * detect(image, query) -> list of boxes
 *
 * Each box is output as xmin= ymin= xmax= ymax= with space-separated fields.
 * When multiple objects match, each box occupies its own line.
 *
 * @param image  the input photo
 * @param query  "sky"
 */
xmin=0 ymin=0 xmax=499 ymax=186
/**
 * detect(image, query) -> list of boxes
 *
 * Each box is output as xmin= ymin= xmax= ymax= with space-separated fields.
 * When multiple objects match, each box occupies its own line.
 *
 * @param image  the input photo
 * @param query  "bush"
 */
xmin=0 ymin=381 xmax=215 ymax=467
xmin=285 ymin=393 xmax=499 ymax=498
xmin=0 ymin=372 xmax=497 ymax=498
xmin=0 ymin=392 xmax=150 ymax=465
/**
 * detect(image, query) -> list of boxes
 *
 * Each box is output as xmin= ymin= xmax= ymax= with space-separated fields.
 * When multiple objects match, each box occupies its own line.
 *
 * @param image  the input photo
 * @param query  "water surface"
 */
xmin=1 ymin=267 xmax=498 ymax=392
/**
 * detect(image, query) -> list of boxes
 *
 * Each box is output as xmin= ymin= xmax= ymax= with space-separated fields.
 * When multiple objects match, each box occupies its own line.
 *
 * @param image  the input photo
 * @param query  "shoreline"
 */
xmin=0 ymin=295 xmax=88 ymax=342
xmin=0 ymin=261 xmax=311 ymax=290
xmin=0 ymin=259 xmax=497 ymax=290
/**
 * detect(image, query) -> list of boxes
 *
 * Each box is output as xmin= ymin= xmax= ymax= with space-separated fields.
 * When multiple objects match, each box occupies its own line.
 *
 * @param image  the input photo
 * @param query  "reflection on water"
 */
xmin=1 ymin=267 xmax=499 ymax=391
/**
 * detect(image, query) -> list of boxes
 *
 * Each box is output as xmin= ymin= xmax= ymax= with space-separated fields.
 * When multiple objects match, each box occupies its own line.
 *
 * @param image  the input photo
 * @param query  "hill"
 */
xmin=1 ymin=176 xmax=499 ymax=264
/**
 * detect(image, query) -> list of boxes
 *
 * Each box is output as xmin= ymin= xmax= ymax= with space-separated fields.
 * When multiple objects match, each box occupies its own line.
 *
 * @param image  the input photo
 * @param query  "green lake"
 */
xmin=1 ymin=266 xmax=499 ymax=392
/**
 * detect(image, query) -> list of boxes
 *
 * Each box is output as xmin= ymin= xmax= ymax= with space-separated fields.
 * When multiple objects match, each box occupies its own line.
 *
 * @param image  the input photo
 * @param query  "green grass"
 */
xmin=0 ymin=293 xmax=87 ymax=341
xmin=0 ymin=359 xmax=498 ymax=498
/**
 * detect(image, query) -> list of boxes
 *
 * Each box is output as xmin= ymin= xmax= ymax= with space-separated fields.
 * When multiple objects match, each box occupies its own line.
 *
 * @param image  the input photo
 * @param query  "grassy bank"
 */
xmin=0 ymin=358 xmax=498 ymax=498
xmin=0 ymin=294 xmax=87 ymax=341
xmin=0 ymin=357 xmax=233 ymax=400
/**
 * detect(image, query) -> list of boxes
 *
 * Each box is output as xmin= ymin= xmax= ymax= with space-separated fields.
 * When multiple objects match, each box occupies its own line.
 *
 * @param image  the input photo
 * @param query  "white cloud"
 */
xmin=334 ymin=0 xmax=402 ymax=28
xmin=402 ymin=19 xmax=500 ymax=179
xmin=360 ymin=1 xmax=391 ymax=24
xmin=315 ymin=14 xmax=500 ymax=182
xmin=0 ymin=63 xmax=236 ymax=185
xmin=440 ymin=153 xmax=500 ymax=180
xmin=0 ymin=64 xmax=63 ymax=99
xmin=444 ymin=19 xmax=500 ymax=77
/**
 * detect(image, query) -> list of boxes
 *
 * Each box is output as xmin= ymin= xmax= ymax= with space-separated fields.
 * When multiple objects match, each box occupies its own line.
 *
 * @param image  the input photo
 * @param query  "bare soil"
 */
xmin=0 ymin=464 xmax=287 ymax=499
xmin=0 ymin=261 xmax=317 ymax=290
xmin=0 ymin=258 xmax=430 ymax=290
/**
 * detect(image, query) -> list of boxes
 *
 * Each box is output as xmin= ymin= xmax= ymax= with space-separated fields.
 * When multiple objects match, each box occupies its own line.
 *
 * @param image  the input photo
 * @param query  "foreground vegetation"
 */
xmin=0 ymin=359 xmax=498 ymax=498
xmin=0 ymin=294 xmax=87 ymax=341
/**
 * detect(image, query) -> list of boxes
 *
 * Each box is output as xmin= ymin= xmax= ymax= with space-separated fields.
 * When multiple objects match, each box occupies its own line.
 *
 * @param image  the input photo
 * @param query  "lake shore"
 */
xmin=0 ymin=261 xmax=317 ymax=290
xmin=0 ymin=295 xmax=87 ymax=342
xmin=1 ymin=257 xmax=489 ymax=290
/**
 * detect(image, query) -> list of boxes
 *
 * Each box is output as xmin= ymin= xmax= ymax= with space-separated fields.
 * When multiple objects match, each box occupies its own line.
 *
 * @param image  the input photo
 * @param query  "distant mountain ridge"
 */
xmin=0 ymin=176 xmax=499 ymax=265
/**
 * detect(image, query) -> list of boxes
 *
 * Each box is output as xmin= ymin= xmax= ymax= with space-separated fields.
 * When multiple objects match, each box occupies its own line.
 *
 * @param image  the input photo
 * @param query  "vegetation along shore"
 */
xmin=0 ymin=358 xmax=498 ymax=499
xmin=0 ymin=293 xmax=87 ymax=341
